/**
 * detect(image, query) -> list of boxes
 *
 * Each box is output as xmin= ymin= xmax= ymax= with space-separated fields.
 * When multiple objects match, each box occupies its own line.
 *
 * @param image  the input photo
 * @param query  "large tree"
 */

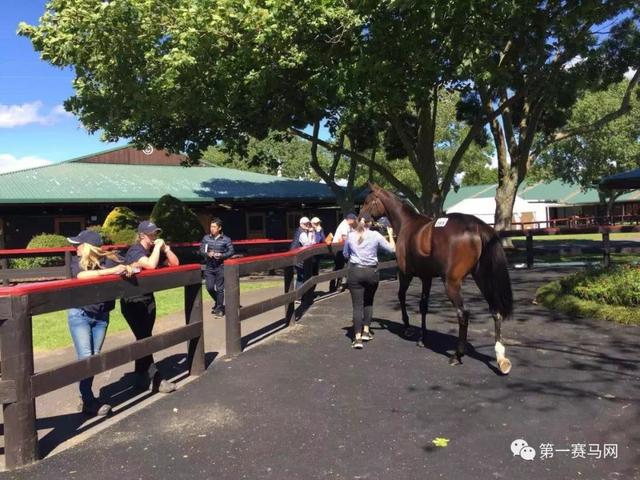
xmin=531 ymin=79 xmax=640 ymax=213
xmin=19 ymin=0 xmax=512 ymax=216
xmin=462 ymin=4 xmax=640 ymax=230
xmin=21 ymin=1 xmax=637 ymax=219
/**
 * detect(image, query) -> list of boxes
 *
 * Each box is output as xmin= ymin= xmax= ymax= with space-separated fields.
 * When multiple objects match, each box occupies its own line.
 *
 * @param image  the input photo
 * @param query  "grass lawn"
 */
xmin=33 ymin=280 xmax=281 ymax=352
xmin=510 ymin=232 xmax=640 ymax=241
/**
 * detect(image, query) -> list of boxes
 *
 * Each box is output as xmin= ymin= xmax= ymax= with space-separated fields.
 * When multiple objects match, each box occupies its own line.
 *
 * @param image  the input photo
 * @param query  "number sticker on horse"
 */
xmin=434 ymin=217 xmax=448 ymax=227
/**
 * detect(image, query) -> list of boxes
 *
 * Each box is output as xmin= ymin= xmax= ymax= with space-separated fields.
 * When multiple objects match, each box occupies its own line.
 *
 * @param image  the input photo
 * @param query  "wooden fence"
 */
xmin=0 ymin=265 xmax=205 ymax=470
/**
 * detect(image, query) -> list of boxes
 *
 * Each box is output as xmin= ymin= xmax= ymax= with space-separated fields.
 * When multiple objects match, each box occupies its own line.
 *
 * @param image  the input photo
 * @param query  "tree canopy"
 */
xmin=19 ymin=1 xmax=640 ymax=219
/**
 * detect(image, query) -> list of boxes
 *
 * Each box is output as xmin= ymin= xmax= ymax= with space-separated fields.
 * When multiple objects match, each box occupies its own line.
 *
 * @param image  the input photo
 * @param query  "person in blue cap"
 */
xmin=67 ymin=229 xmax=132 ymax=416
xmin=200 ymin=217 xmax=235 ymax=316
xmin=120 ymin=220 xmax=180 ymax=394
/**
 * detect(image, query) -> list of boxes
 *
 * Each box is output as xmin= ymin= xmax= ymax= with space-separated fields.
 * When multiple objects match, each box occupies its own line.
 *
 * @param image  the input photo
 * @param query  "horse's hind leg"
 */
xmin=472 ymin=272 xmax=512 ymax=375
xmin=493 ymin=312 xmax=512 ymax=374
xmin=417 ymin=277 xmax=432 ymax=348
xmin=444 ymin=277 xmax=469 ymax=366
xmin=398 ymin=271 xmax=413 ymax=336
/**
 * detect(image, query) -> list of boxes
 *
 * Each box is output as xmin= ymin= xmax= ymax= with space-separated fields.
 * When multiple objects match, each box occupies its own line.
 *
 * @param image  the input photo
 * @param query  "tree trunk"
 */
xmin=494 ymin=168 xmax=520 ymax=248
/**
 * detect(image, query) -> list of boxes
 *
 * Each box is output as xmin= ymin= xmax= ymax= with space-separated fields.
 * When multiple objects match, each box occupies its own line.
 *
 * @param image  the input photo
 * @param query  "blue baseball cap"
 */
xmin=137 ymin=220 xmax=162 ymax=234
xmin=345 ymin=212 xmax=357 ymax=220
xmin=67 ymin=230 xmax=103 ymax=247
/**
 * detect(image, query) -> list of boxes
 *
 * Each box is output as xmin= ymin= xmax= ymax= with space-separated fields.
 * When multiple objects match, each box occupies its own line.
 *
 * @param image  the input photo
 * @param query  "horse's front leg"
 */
xmin=444 ymin=278 xmax=469 ymax=366
xmin=398 ymin=271 xmax=413 ymax=337
xmin=417 ymin=276 xmax=432 ymax=348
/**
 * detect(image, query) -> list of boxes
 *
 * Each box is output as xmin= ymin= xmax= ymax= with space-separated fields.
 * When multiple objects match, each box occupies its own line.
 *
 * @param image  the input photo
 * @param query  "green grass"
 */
xmin=536 ymin=266 xmax=640 ymax=326
xmin=33 ymin=280 xmax=281 ymax=351
xmin=511 ymin=232 xmax=639 ymax=241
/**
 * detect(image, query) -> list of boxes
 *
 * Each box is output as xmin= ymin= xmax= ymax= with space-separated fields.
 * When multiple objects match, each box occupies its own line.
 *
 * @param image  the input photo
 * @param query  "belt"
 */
xmin=351 ymin=263 xmax=377 ymax=268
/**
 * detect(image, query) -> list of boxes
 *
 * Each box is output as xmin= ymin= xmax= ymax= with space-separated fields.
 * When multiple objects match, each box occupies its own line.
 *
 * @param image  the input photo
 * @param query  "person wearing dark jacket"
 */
xmin=200 ymin=217 xmax=235 ymax=316
xmin=121 ymin=220 xmax=180 ymax=394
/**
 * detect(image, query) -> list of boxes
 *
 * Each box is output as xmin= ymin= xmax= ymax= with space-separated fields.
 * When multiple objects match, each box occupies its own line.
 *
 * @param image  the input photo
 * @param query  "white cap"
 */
xmin=310 ymin=217 xmax=321 ymax=224
xmin=299 ymin=216 xmax=310 ymax=225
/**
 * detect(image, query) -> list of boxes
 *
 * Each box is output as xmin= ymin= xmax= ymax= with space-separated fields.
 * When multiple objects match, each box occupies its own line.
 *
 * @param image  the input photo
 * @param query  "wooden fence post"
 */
xmin=602 ymin=231 xmax=611 ymax=268
xmin=284 ymin=265 xmax=295 ymax=326
xmin=223 ymin=263 xmax=242 ymax=356
xmin=0 ymin=256 xmax=8 ymax=286
xmin=526 ymin=231 xmax=534 ymax=269
xmin=184 ymin=282 xmax=205 ymax=375
xmin=302 ymin=257 xmax=314 ymax=307
xmin=1 ymin=295 xmax=39 ymax=469
xmin=64 ymin=250 xmax=72 ymax=279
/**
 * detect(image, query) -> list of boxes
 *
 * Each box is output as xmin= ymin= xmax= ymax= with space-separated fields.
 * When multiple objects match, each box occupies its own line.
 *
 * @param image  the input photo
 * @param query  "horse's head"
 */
xmin=361 ymin=182 xmax=387 ymax=219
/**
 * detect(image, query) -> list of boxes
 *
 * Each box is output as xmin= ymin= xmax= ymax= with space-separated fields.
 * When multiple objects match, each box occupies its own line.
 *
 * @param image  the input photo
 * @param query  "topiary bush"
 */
xmin=150 ymin=194 xmax=204 ymax=243
xmin=103 ymin=206 xmax=139 ymax=245
xmin=10 ymin=233 xmax=69 ymax=269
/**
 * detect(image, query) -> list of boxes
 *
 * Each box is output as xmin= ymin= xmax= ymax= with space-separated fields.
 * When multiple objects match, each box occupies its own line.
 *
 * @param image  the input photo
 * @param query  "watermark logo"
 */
xmin=511 ymin=439 xmax=536 ymax=461
xmin=511 ymin=439 xmax=618 ymax=461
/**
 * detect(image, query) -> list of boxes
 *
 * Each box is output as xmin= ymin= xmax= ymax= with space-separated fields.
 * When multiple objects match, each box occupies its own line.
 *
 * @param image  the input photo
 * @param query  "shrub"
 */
xmin=103 ymin=207 xmax=139 ymax=245
xmin=150 ymin=194 xmax=204 ymax=243
xmin=11 ymin=233 xmax=69 ymax=269
xmin=536 ymin=266 xmax=640 ymax=326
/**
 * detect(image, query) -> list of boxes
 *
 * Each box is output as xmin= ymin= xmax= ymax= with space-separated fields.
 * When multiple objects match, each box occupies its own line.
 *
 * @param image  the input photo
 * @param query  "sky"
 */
xmin=0 ymin=1 xmax=129 ymax=173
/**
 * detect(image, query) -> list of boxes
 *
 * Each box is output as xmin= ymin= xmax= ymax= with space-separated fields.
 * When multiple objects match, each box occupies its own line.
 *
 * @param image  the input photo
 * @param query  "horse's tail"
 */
xmin=475 ymin=227 xmax=513 ymax=320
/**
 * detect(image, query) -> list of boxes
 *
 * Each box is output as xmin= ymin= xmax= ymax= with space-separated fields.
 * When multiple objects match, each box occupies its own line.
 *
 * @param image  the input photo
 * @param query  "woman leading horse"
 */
xmin=361 ymin=183 xmax=513 ymax=374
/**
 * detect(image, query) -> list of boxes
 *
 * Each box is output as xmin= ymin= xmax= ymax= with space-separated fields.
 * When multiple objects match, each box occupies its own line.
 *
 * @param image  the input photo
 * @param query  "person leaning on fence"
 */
xmin=67 ymin=229 xmax=134 ymax=416
xmin=330 ymin=212 xmax=357 ymax=292
xmin=200 ymin=217 xmax=234 ymax=317
xmin=120 ymin=220 xmax=180 ymax=394
xmin=343 ymin=212 xmax=395 ymax=349
xmin=290 ymin=216 xmax=316 ymax=291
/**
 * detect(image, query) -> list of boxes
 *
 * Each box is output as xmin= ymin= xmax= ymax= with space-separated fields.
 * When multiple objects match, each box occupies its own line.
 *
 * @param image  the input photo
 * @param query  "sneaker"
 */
xmin=361 ymin=331 xmax=373 ymax=342
xmin=78 ymin=399 xmax=111 ymax=417
xmin=154 ymin=379 xmax=177 ymax=394
xmin=352 ymin=339 xmax=364 ymax=349
xmin=212 ymin=308 xmax=225 ymax=317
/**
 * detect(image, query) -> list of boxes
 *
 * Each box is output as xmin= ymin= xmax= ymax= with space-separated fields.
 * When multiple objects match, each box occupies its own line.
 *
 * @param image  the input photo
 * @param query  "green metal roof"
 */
xmin=0 ymin=161 xmax=335 ymax=204
xmin=445 ymin=179 xmax=640 ymax=209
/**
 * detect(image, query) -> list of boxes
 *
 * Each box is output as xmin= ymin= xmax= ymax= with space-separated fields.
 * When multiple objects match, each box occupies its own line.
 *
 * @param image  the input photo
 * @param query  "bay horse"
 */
xmin=361 ymin=183 xmax=513 ymax=374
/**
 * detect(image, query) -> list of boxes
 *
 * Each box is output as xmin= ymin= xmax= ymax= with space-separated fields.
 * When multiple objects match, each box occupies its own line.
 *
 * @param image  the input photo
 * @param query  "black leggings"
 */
xmin=120 ymin=296 xmax=158 ymax=380
xmin=347 ymin=266 xmax=379 ymax=336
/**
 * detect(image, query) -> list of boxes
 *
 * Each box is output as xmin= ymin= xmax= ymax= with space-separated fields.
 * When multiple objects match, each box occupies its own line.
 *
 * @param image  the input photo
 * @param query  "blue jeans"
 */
xmin=67 ymin=308 xmax=109 ymax=402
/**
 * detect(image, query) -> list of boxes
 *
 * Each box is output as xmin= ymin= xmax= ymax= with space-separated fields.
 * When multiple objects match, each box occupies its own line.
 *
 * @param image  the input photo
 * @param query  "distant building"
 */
xmin=444 ymin=180 xmax=640 ymax=227
xmin=0 ymin=145 xmax=341 ymax=248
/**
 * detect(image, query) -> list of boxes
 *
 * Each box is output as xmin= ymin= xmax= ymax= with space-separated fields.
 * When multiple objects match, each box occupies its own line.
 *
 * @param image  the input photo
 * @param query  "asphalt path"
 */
xmin=5 ymin=267 xmax=639 ymax=480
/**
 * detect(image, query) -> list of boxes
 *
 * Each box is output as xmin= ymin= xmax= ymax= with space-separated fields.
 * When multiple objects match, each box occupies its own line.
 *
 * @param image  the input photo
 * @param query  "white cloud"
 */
xmin=0 ymin=101 xmax=73 ymax=128
xmin=624 ymin=67 xmax=637 ymax=80
xmin=0 ymin=154 xmax=52 ymax=174
xmin=563 ymin=55 xmax=585 ymax=70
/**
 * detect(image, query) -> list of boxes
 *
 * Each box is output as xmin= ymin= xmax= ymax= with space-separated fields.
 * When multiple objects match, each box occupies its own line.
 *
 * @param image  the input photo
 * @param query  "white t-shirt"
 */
xmin=332 ymin=219 xmax=352 ymax=243
xmin=298 ymin=230 xmax=315 ymax=247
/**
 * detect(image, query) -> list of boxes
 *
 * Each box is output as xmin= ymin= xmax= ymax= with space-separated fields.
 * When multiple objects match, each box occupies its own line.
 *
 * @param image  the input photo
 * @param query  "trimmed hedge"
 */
xmin=536 ymin=266 xmax=640 ymax=326
xmin=150 ymin=194 xmax=203 ymax=243
xmin=103 ymin=206 xmax=139 ymax=246
xmin=10 ymin=233 xmax=69 ymax=269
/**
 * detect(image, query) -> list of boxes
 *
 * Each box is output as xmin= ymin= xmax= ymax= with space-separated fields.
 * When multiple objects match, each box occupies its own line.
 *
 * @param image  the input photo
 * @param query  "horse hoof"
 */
xmin=449 ymin=356 xmax=462 ymax=366
xmin=498 ymin=358 xmax=512 ymax=375
xmin=416 ymin=340 xmax=425 ymax=348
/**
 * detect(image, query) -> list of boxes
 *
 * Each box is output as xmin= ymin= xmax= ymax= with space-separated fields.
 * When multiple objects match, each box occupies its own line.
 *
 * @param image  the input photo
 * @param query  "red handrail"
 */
xmin=0 ymin=264 xmax=201 ymax=297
